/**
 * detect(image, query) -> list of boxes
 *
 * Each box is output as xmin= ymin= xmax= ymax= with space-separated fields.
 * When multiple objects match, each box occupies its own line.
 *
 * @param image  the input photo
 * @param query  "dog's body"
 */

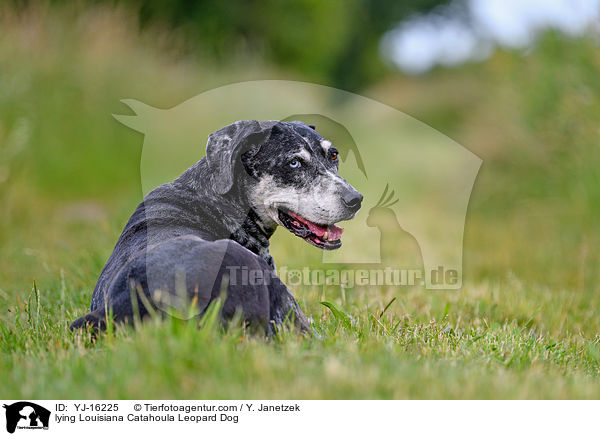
xmin=70 ymin=120 xmax=362 ymax=334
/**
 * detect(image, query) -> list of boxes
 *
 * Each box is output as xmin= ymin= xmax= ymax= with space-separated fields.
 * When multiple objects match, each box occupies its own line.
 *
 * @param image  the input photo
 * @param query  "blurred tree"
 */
xmin=327 ymin=0 xmax=448 ymax=90
xmin=121 ymin=0 xmax=448 ymax=90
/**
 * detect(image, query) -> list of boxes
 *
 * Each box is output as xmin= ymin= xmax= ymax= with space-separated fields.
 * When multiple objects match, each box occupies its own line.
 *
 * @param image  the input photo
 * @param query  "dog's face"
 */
xmin=242 ymin=121 xmax=363 ymax=250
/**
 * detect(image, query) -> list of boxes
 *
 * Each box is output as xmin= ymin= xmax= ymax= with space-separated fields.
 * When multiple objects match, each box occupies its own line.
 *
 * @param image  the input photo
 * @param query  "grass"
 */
xmin=2 ymin=277 xmax=600 ymax=398
xmin=1 ymin=4 xmax=599 ymax=399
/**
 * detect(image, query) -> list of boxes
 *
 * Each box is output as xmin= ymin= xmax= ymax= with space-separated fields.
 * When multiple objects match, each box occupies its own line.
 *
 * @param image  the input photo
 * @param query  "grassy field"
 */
xmin=1 ymin=4 xmax=600 ymax=399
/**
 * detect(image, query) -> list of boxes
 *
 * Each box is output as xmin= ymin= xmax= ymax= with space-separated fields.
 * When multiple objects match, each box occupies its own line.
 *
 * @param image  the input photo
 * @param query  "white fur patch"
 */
xmin=249 ymin=173 xmax=351 ymax=227
xmin=295 ymin=148 xmax=311 ymax=162
xmin=320 ymin=140 xmax=332 ymax=153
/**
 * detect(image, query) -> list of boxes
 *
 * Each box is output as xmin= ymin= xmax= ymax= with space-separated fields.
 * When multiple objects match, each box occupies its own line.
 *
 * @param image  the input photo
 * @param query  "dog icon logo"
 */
xmin=114 ymin=80 xmax=481 ymax=289
xmin=3 ymin=402 xmax=50 ymax=433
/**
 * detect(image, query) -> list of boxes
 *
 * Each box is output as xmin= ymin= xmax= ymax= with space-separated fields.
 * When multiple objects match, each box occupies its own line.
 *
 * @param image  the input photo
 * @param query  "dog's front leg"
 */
xmin=267 ymin=276 xmax=310 ymax=334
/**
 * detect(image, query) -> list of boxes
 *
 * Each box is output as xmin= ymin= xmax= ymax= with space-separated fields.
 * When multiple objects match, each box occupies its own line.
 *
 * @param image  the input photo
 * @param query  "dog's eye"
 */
xmin=289 ymin=159 xmax=301 ymax=169
xmin=329 ymin=150 xmax=338 ymax=161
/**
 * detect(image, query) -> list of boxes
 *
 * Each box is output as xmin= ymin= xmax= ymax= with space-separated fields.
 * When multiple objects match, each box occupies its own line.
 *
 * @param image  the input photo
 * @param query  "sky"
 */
xmin=381 ymin=0 xmax=600 ymax=74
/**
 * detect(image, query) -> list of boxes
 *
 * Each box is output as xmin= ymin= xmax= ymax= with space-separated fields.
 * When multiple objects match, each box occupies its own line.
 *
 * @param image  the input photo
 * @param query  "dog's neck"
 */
xmin=173 ymin=160 xmax=277 ymax=268
xmin=229 ymin=209 xmax=276 ymax=268
xmin=221 ymin=187 xmax=277 ymax=268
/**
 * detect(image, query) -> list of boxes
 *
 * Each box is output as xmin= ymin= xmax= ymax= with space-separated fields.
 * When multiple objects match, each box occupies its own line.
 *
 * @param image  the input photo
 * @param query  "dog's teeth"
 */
xmin=323 ymin=232 xmax=328 ymax=240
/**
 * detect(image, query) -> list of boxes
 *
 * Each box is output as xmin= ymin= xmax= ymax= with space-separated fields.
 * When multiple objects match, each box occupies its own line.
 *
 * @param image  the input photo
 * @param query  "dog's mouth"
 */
xmin=278 ymin=209 xmax=343 ymax=250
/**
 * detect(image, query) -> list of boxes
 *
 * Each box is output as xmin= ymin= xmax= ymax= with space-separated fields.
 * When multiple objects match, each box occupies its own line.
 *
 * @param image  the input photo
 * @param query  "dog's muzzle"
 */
xmin=277 ymin=186 xmax=363 ymax=250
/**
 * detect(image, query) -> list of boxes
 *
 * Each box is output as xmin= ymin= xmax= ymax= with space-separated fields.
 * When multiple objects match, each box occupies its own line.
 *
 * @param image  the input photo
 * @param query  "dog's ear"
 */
xmin=206 ymin=120 xmax=275 ymax=194
xmin=308 ymin=124 xmax=316 ymax=130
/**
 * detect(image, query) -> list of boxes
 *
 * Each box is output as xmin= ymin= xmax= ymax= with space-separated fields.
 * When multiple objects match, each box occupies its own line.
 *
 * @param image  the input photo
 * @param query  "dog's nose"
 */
xmin=342 ymin=190 xmax=363 ymax=212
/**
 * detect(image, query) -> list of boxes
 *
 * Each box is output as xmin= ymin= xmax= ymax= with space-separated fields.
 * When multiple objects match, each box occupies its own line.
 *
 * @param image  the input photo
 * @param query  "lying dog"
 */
xmin=70 ymin=120 xmax=362 ymax=334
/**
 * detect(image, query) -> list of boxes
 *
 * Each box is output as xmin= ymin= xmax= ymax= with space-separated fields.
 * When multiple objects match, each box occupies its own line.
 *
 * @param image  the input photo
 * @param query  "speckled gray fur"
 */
xmin=69 ymin=120 xmax=362 ymax=335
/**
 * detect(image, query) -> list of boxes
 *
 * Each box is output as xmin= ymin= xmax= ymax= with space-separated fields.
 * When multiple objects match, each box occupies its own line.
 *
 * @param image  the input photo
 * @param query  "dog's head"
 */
xmin=205 ymin=120 xmax=362 ymax=250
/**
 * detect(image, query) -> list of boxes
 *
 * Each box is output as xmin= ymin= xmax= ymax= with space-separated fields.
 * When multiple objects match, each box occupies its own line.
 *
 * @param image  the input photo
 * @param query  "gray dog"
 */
xmin=70 ymin=120 xmax=362 ymax=334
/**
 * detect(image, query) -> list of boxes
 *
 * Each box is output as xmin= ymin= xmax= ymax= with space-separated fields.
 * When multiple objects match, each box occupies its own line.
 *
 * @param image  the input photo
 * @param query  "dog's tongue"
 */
xmin=289 ymin=212 xmax=343 ymax=240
